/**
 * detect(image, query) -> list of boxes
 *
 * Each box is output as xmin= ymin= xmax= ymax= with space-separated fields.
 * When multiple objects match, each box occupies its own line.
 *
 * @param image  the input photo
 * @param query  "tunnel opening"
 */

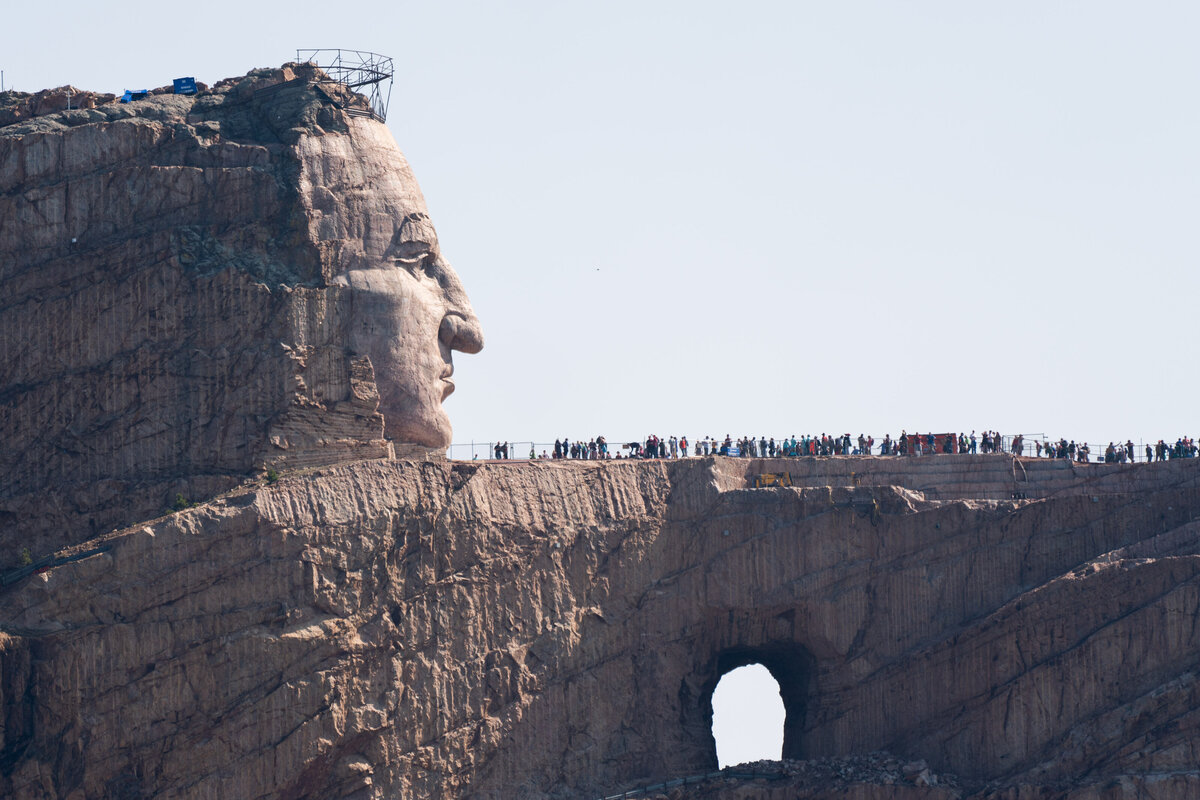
xmin=711 ymin=663 xmax=784 ymax=767
xmin=702 ymin=643 xmax=814 ymax=765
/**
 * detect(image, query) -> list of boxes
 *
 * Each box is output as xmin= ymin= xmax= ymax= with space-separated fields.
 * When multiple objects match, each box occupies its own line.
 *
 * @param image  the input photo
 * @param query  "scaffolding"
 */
xmin=295 ymin=48 xmax=394 ymax=121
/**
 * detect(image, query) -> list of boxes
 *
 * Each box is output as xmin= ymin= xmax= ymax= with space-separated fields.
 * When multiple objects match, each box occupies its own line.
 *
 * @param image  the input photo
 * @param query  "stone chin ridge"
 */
xmin=0 ymin=454 xmax=1198 ymax=800
xmin=0 ymin=65 xmax=413 ymax=565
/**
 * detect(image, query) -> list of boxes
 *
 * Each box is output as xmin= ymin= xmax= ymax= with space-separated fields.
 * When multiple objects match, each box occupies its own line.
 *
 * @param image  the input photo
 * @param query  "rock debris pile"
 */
xmin=630 ymin=754 xmax=958 ymax=799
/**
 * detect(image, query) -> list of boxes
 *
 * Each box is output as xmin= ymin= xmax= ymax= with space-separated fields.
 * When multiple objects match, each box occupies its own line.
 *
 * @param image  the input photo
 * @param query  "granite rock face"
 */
xmin=0 ymin=66 xmax=482 ymax=565
xmin=0 ymin=86 xmax=119 ymax=128
xmin=0 ymin=454 xmax=1197 ymax=799
xmin=2 ymin=66 xmax=1197 ymax=800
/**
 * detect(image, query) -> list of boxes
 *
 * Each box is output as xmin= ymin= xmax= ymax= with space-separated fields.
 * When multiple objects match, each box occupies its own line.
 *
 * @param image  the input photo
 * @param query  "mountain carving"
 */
xmin=1 ymin=68 xmax=1197 ymax=800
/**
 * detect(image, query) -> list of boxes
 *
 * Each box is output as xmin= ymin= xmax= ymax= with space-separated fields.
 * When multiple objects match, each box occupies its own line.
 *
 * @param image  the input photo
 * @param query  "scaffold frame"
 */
xmin=295 ymin=48 xmax=394 ymax=122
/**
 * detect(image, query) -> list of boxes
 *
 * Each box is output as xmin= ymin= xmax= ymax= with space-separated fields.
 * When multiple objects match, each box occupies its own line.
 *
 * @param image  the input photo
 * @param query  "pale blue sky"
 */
xmin=6 ymin=2 xmax=1197 ymax=454
xmin=4 ymin=1 xmax=1197 ymax=763
xmin=712 ymin=664 xmax=785 ymax=767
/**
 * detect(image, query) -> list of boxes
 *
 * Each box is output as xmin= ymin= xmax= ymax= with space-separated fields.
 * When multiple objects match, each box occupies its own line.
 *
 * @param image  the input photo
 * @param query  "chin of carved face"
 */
xmin=383 ymin=393 xmax=453 ymax=449
xmin=301 ymin=118 xmax=483 ymax=450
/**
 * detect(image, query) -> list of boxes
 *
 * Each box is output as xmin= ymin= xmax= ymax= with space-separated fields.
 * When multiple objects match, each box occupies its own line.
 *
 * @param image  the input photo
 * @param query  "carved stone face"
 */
xmin=297 ymin=119 xmax=484 ymax=448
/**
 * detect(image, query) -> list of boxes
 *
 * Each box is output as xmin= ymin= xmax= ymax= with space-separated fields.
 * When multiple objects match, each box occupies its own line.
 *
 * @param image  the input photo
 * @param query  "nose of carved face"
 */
xmin=436 ymin=312 xmax=483 ymax=404
xmin=439 ymin=313 xmax=484 ymax=355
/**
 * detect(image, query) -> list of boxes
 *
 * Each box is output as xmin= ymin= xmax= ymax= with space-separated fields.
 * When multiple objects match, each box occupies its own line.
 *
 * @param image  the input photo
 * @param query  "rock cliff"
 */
xmin=0 ymin=65 xmax=482 ymax=566
xmin=2 ymin=66 xmax=1197 ymax=800
xmin=1 ymin=454 xmax=1197 ymax=799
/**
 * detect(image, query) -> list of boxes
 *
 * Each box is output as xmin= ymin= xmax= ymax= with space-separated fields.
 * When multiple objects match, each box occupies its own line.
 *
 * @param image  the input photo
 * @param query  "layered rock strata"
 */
xmin=0 ymin=454 xmax=1196 ymax=799
xmin=0 ymin=65 xmax=487 ymax=565
xmin=2 ymin=62 xmax=1195 ymax=800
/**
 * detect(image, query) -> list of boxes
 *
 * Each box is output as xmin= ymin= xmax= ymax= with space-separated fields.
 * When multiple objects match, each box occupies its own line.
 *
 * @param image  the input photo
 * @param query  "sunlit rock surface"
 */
xmin=0 ymin=65 xmax=483 ymax=568
xmin=1 ymin=64 xmax=1196 ymax=800
xmin=1 ymin=454 xmax=1197 ymax=799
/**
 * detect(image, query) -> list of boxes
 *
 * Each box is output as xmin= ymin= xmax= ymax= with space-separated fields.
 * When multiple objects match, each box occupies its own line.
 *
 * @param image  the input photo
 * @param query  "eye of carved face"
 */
xmin=387 ymin=241 xmax=438 ymax=282
xmin=384 ymin=214 xmax=443 ymax=280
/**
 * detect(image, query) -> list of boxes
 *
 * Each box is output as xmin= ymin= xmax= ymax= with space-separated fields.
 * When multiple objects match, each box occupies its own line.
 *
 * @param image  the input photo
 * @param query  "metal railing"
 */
xmin=446 ymin=435 xmax=1195 ymax=464
xmin=295 ymin=48 xmax=394 ymax=121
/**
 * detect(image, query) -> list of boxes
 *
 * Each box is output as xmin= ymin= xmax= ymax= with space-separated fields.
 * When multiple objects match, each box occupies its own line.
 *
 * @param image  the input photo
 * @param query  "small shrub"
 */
xmin=266 ymin=468 xmax=279 ymax=484
xmin=19 ymin=547 xmax=33 ymax=566
xmin=171 ymin=493 xmax=193 ymax=512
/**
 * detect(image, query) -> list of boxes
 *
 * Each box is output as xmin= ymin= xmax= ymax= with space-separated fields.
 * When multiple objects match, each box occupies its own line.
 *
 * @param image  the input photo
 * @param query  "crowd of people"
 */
xmin=1027 ymin=437 xmax=1199 ymax=463
xmin=483 ymin=432 xmax=1200 ymax=464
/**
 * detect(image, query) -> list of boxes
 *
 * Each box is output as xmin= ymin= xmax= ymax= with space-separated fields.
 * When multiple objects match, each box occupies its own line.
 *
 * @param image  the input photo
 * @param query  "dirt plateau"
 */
xmin=0 ymin=453 xmax=1197 ymax=799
